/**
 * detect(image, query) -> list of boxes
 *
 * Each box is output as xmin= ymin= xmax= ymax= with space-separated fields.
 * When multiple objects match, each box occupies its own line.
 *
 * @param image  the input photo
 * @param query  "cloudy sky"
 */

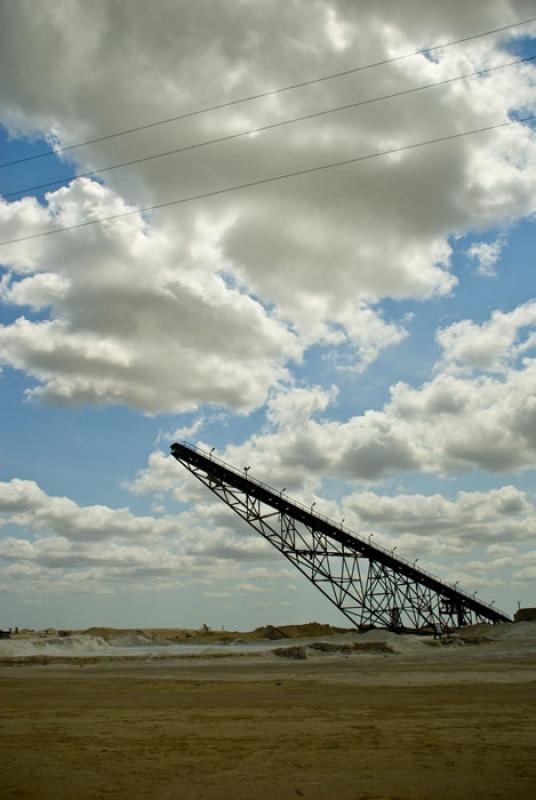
xmin=1 ymin=0 xmax=535 ymax=630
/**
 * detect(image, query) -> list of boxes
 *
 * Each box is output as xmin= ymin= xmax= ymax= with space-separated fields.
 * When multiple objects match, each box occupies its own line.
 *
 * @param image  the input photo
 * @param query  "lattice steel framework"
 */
xmin=171 ymin=442 xmax=511 ymax=631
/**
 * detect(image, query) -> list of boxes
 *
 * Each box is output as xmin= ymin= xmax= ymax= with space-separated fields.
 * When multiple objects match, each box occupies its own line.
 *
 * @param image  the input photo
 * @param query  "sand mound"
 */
xmin=352 ymin=641 xmax=396 ymax=654
xmin=108 ymin=633 xmax=155 ymax=647
xmin=309 ymin=641 xmax=353 ymax=654
xmin=252 ymin=622 xmax=347 ymax=641
xmin=272 ymin=646 xmax=308 ymax=660
xmin=253 ymin=625 xmax=288 ymax=640
xmin=514 ymin=607 xmax=536 ymax=623
xmin=310 ymin=641 xmax=395 ymax=655
xmin=358 ymin=629 xmax=403 ymax=643
xmin=458 ymin=621 xmax=536 ymax=642
xmin=0 ymin=634 xmax=111 ymax=659
xmin=82 ymin=627 xmax=158 ymax=642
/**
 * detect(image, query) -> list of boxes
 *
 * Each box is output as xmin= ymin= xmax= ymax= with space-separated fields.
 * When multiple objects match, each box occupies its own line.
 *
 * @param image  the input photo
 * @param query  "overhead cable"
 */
xmin=3 ymin=55 xmax=533 ymax=200
xmin=0 ymin=15 xmax=534 ymax=170
xmin=0 ymin=114 xmax=534 ymax=248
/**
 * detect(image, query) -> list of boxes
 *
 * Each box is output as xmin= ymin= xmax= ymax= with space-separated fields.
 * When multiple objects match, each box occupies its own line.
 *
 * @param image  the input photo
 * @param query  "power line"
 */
xmin=1 ymin=115 xmax=534 ymax=248
xmin=4 ymin=55 xmax=533 ymax=201
xmin=1 ymin=16 xmax=534 ymax=170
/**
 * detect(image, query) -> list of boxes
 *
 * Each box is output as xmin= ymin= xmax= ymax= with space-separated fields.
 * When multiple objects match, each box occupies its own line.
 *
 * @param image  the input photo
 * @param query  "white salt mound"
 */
xmin=459 ymin=621 xmax=536 ymax=641
xmin=0 ymin=634 xmax=111 ymax=658
xmin=108 ymin=633 xmax=154 ymax=647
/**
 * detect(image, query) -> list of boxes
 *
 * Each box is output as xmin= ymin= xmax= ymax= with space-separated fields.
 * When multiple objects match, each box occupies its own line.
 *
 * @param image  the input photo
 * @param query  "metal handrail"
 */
xmin=178 ymin=441 xmax=509 ymax=619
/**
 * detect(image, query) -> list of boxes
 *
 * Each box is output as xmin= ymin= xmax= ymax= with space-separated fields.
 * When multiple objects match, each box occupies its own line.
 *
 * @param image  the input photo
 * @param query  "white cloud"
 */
xmin=166 ymin=416 xmax=205 ymax=442
xmin=487 ymin=543 xmax=518 ymax=557
xmin=126 ymin=450 xmax=186 ymax=495
xmin=214 ymin=357 xmax=536 ymax=483
xmin=130 ymin=297 xmax=536 ymax=487
xmin=514 ymin=551 xmax=536 ymax=583
xmin=266 ymin=384 xmax=338 ymax=429
xmin=0 ymin=2 xmax=534 ymax=411
xmin=1 ymin=467 xmax=534 ymax=602
xmin=436 ymin=300 xmax=536 ymax=372
xmin=237 ymin=583 xmax=266 ymax=592
xmin=125 ymin=443 xmax=536 ymax=602
xmin=467 ymin=237 xmax=505 ymax=276
xmin=0 ymin=478 xmax=179 ymax=542
xmin=0 ymin=181 xmax=300 ymax=413
xmin=342 ymin=485 xmax=536 ymax=552
xmin=0 ymin=477 xmax=288 ymax=595
xmin=0 ymin=271 xmax=69 ymax=308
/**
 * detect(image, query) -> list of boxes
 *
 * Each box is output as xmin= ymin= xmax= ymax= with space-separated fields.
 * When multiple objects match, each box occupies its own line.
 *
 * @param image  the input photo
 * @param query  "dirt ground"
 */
xmin=1 ymin=650 xmax=535 ymax=800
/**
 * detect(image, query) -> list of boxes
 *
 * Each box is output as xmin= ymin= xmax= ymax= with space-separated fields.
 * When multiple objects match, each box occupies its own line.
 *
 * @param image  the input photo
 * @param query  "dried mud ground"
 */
xmin=1 ymin=644 xmax=535 ymax=800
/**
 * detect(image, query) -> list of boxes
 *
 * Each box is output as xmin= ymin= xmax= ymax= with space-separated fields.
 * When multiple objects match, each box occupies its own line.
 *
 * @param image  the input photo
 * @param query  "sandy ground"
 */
xmin=1 ymin=625 xmax=535 ymax=800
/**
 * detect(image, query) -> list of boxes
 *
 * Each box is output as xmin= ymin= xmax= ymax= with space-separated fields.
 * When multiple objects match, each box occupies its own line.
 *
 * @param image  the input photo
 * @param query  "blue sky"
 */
xmin=1 ymin=1 xmax=535 ymax=630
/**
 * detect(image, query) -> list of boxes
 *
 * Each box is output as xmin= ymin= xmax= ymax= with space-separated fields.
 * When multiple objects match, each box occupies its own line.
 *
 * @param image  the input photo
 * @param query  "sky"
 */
xmin=0 ymin=0 xmax=535 ymax=631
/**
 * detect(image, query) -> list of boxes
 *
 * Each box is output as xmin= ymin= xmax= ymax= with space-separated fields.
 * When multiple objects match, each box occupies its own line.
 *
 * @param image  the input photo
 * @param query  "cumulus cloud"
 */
xmin=342 ymin=485 xmax=536 ymax=553
xmin=467 ymin=237 xmax=505 ymax=276
xmin=436 ymin=299 xmax=536 ymax=371
xmin=266 ymin=384 xmax=338 ymax=429
xmin=0 ymin=181 xmax=300 ymax=413
xmin=137 ymin=449 xmax=536 ymax=555
xmin=0 ymin=1 xmax=535 ymax=410
xmin=0 ymin=477 xmax=286 ymax=594
xmin=0 ymin=478 xmax=180 ymax=542
xmin=190 ymin=368 xmax=535 ymax=487
xmin=514 ymin=551 xmax=536 ymax=583
xmin=127 ymin=443 xmax=536 ymax=600
xmin=202 ymin=297 xmax=536 ymax=483
xmin=129 ymin=302 xmax=536 ymax=489
xmin=2 ymin=468 xmax=533 ymax=600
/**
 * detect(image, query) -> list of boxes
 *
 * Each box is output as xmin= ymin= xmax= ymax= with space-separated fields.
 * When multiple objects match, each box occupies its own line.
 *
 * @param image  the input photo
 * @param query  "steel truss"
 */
xmin=171 ymin=442 xmax=511 ymax=631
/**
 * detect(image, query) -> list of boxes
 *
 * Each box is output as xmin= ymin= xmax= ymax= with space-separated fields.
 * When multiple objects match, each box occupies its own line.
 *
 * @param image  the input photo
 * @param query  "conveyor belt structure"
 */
xmin=171 ymin=441 xmax=511 ymax=630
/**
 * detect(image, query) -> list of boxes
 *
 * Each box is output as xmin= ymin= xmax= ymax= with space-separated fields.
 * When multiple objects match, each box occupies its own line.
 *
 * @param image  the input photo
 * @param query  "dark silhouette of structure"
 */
xmin=171 ymin=442 xmax=511 ymax=631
